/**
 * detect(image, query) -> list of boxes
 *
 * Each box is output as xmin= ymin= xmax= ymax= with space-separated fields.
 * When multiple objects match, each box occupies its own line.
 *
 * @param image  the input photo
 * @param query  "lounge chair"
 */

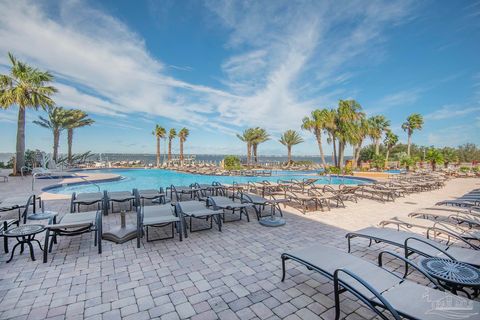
xmin=207 ymin=196 xmax=252 ymax=222
xmin=135 ymin=190 xmax=182 ymax=247
xmin=0 ymin=196 xmax=31 ymax=253
xmin=323 ymin=185 xmax=359 ymax=203
xmin=239 ymin=193 xmax=289 ymax=220
xmin=169 ymin=185 xmax=203 ymax=202
xmin=1 ymin=194 xmax=42 ymax=213
xmin=135 ymin=188 xmax=166 ymax=206
xmin=44 ymin=208 xmax=103 ymax=263
xmin=281 ymin=244 xmax=480 ymax=320
xmin=379 ymin=216 xmax=480 ymax=242
xmin=70 ymin=192 xmax=104 ymax=213
xmin=409 ymin=208 xmax=480 ymax=227
xmin=357 ymin=185 xmax=395 ymax=202
xmin=175 ymin=201 xmax=223 ymax=234
xmin=106 ymin=191 xmax=135 ymax=213
xmin=0 ymin=175 xmax=7 ymax=182
xmin=346 ymin=227 xmax=480 ymax=268
xmin=284 ymin=191 xmax=329 ymax=213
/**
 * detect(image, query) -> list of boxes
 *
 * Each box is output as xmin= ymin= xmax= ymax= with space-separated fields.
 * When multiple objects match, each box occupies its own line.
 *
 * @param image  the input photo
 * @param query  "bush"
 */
xmin=324 ymin=166 xmax=341 ymax=175
xmin=371 ymin=154 xmax=385 ymax=170
xmin=223 ymin=155 xmax=242 ymax=170
xmin=472 ymin=167 xmax=479 ymax=173
xmin=459 ymin=166 xmax=470 ymax=173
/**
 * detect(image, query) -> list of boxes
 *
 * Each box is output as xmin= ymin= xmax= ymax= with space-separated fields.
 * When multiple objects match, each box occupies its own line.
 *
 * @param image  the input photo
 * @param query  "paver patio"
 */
xmin=1 ymin=173 xmax=479 ymax=319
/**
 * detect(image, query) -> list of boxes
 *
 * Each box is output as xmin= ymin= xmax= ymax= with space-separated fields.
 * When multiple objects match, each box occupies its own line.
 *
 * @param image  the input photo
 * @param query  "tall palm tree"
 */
xmin=383 ymin=130 xmax=399 ymax=164
xmin=0 ymin=53 xmax=57 ymax=173
xmin=301 ymin=109 xmax=330 ymax=167
xmin=401 ymin=113 xmax=424 ymax=156
xmin=323 ymin=109 xmax=338 ymax=166
xmin=251 ymin=127 xmax=269 ymax=164
xmin=65 ymin=109 xmax=94 ymax=165
xmin=336 ymin=100 xmax=364 ymax=169
xmin=33 ymin=107 xmax=70 ymax=162
xmin=279 ymin=130 xmax=304 ymax=165
xmin=368 ymin=115 xmax=390 ymax=155
xmin=178 ymin=128 xmax=189 ymax=166
xmin=351 ymin=116 xmax=370 ymax=168
xmin=236 ymin=128 xmax=256 ymax=165
xmin=168 ymin=128 xmax=176 ymax=164
xmin=152 ymin=124 xmax=166 ymax=167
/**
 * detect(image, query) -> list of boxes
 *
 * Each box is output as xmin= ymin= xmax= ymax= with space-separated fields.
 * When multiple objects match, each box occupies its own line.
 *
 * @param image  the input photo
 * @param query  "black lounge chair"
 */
xmin=135 ymin=188 xmax=167 ymax=206
xmin=239 ymin=193 xmax=289 ymax=220
xmin=281 ymin=244 xmax=480 ymax=320
xmin=175 ymin=201 xmax=223 ymax=234
xmin=135 ymin=190 xmax=182 ymax=247
xmin=106 ymin=191 xmax=135 ymax=213
xmin=70 ymin=191 xmax=104 ymax=213
xmin=207 ymin=196 xmax=252 ymax=222
xmin=44 ymin=203 xmax=104 ymax=263
xmin=346 ymin=227 xmax=480 ymax=268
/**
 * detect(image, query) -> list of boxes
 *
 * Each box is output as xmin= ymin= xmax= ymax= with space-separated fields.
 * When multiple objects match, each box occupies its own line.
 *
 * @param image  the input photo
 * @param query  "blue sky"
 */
xmin=0 ymin=0 xmax=479 ymax=156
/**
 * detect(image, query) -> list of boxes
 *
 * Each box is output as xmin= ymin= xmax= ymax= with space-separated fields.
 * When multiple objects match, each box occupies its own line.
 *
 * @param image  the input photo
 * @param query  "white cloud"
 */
xmin=425 ymin=105 xmax=480 ymax=120
xmin=0 ymin=0 xmax=413 ymax=141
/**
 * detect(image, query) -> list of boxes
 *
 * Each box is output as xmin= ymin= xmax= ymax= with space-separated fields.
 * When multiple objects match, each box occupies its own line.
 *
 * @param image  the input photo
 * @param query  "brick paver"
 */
xmin=0 ymin=174 xmax=479 ymax=319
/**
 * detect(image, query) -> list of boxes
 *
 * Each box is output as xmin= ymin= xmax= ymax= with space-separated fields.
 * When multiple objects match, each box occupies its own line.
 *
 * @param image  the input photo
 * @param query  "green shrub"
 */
xmin=472 ymin=167 xmax=479 ymax=173
xmin=223 ymin=155 xmax=242 ymax=170
xmin=459 ymin=166 xmax=470 ymax=173
xmin=371 ymin=154 xmax=385 ymax=170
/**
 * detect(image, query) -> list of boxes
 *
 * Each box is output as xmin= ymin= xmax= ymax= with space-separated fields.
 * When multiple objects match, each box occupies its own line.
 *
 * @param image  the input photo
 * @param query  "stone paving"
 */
xmin=0 ymin=174 xmax=479 ymax=319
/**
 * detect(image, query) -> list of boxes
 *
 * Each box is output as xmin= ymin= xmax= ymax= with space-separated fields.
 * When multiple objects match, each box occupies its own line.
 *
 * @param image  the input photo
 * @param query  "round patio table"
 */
xmin=420 ymin=257 xmax=480 ymax=298
xmin=4 ymin=224 xmax=45 ymax=263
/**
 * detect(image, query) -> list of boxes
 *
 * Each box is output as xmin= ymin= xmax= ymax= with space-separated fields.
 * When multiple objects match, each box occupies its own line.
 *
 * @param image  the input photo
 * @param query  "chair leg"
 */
xmin=3 ymin=236 xmax=8 ymax=254
xmin=43 ymin=229 xmax=50 ymax=263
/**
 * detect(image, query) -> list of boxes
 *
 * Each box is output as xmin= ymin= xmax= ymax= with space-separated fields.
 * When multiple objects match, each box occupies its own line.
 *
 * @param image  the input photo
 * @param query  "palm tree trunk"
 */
xmin=332 ymin=136 xmax=337 ymax=167
xmin=53 ymin=129 xmax=60 ymax=162
xmin=352 ymin=146 xmax=357 ymax=169
xmin=253 ymin=144 xmax=258 ymax=164
xmin=287 ymin=146 xmax=292 ymax=165
xmin=180 ymin=140 xmax=184 ymax=166
xmin=168 ymin=139 xmax=172 ymax=163
xmin=15 ymin=106 xmax=26 ymax=174
xmin=375 ymin=140 xmax=380 ymax=155
xmin=156 ymin=136 xmax=160 ymax=167
xmin=247 ymin=142 xmax=251 ymax=165
xmin=315 ymin=130 xmax=326 ymax=168
xmin=68 ymin=128 xmax=73 ymax=165
xmin=339 ymin=141 xmax=345 ymax=169
xmin=385 ymin=149 xmax=390 ymax=168
xmin=407 ymin=134 xmax=411 ymax=156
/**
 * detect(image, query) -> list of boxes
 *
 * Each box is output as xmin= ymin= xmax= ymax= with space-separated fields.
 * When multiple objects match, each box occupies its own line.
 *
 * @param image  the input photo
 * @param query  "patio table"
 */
xmin=4 ymin=224 xmax=45 ymax=263
xmin=420 ymin=257 xmax=480 ymax=298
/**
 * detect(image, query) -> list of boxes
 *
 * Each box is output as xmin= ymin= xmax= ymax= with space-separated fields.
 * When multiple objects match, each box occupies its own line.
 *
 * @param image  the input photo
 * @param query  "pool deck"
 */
xmin=0 ymin=169 xmax=479 ymax=319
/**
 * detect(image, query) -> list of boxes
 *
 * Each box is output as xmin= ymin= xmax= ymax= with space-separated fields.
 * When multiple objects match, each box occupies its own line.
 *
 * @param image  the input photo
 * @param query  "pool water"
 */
xmin=46 ymin=169 xmax=370 ymax=194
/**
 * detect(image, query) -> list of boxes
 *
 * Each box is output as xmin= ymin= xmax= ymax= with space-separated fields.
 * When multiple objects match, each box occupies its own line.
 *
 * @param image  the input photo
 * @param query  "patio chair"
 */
xmin=1 ymin=194 xmax=42 ymax=214
xmin=43 ymin=203 xmax=104 ymax=263
xmin=284 ymin=191 xmax=328 ymax=213
xmin=134 ymin=190 xmax=182 ymax=247
xmin=239 ymin=192 xmax=289 ymax=220
xmin=135 ymin=188 xmax=166 ymax=206
xmin=346 ymin=227 xmax=480 ymax=268
xmin=324 ymin=185 xmax=359 ymax=203
xmin=106 ymin=190 xmax=135 ymax=213
xmin=174 ymin=201 xmax=223 ymax=234
xmin=281 ymin=244 xmax=480 ymax=320
xmin=0 ymin=175 xmax=7 ymax=182
xmin=409 ymin=208 xmax=480 ymax=227
xmin=207 ymin=196 xmax=252 ymax=222
xmin=0 ymin=196 xmax=30 ymax=253
xmin=379 ymin=216 xmax=480 ymax=242
xmin=356 ymin=185 xmax=395 ymax=202
xmin=70 ymin=191 xmax=104 ymax=213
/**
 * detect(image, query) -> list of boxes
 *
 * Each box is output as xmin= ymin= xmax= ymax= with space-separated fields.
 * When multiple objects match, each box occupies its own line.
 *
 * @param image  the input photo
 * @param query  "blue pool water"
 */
xmin=384 ymin=169 xmax=406 ymax=174
xmin=46 ymin=169 xmax=371 ymax=194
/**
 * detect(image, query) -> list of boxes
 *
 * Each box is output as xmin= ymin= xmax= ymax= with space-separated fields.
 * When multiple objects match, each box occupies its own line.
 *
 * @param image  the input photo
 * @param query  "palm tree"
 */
xmin=383 ymin=130 xmax=399 ymax=164
xmin=65 ymin=109 xmax=94 ymax=165
xmin=168 ymin=128 xmax=176 ymax=165
xmin=351 ymin=116 xmax=370 ymax=168
xmin=401 ymin=113 xmax=424 ymax=156
xmin=323 ymin=109 xmax=338 ymax=166
xmin=0 ymin=53 xmax=57 ymax=173
xmin=236 ymin=128 xmax=256 ymax=165
xmin=178 ymin=128 xmax=189 ymax=166
xmin=425 ymin=148 xmax=443 ymax=171
xmin=33 ymin=107 xmax=70 ymax=162
xmin=336 ymin=100 xmax=364 ymax=169
xmin=301 ymin=109 xmax=330 ymax=167
xmin=279 ymin=130 xmax=304 ymax=165
xmin=152 ymin=124 xmax=166 ymax=167
xmin=441 ymin=147 xmax=458 ymax=168
xmin=368 ymin=115 xmax=390 ymax=155
xmin=251 ymin=127 xmax=269 ymax=164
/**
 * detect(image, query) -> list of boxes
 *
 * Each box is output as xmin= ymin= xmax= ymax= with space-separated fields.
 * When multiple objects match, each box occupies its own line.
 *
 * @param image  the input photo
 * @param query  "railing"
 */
xmin=31 ymin=171 xmax=101 ymax=192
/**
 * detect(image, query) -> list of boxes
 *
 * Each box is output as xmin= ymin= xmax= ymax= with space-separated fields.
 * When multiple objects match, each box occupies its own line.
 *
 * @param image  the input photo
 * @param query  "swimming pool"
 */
xmin=45 ymin=169 xmax=372 ymax=194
